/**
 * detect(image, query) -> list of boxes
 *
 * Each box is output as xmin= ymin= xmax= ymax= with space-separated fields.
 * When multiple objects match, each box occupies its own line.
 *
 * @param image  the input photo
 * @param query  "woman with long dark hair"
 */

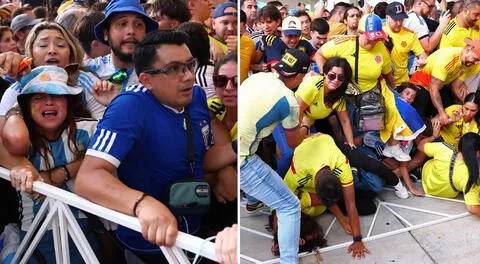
xmin=9 ymin=66 xmax=99 ymax=263
xmin=418 ymin=130 xmax=480 ymax=216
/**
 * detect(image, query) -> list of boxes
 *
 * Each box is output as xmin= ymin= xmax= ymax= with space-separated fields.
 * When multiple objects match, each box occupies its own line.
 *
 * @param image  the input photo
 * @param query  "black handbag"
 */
xmin=166 ymin=108 xmax=211 ymax=216
xmin=346 ymin=36 xmax=386 ymax=132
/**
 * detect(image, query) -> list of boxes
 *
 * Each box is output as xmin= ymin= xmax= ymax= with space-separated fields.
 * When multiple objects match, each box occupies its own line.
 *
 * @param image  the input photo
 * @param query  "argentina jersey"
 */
xmin=21 ymin=118 xmax=98 ymax=231
xmin=84 ymin=54 xmax=140 ymax=92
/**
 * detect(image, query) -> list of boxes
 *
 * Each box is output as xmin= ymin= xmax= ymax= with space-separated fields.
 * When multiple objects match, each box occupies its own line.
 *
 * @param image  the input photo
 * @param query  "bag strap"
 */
xmin=184 ymin=107 xmax=195 ymax=177
xmin=449 ymin=151 xmax=459 ymax=192
xmin=354 ymin=36 xmax=359 ymax=84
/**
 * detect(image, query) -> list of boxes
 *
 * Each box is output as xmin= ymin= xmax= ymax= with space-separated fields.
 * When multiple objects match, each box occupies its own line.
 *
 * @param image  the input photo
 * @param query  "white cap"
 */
xmin=282 ymin=16 xmax=302 ymax=36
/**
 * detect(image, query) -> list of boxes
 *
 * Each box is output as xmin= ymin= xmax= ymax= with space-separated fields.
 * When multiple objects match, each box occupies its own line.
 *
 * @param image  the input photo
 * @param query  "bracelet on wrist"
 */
xmin=133 ymin=192 xmax=148 ymax=217
xmin=60 ymin=165 xmax=71 ymax=182
xmin=353 ymin=235 xmax=362 ymax=242
xmin=5 ymin=106 xmax=23 ymax=121
xmin=301 ymin=125 xmax=310 ymax=135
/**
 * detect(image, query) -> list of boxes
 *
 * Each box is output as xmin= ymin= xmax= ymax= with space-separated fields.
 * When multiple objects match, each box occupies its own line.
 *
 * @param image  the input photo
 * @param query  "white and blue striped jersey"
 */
xmin=0 ymin=71 xmax=106 ymax=119
xmin=20 ymin=118 xmax=98 ymax=231
xmin=84 ymin=54 xmax=139 ymax=92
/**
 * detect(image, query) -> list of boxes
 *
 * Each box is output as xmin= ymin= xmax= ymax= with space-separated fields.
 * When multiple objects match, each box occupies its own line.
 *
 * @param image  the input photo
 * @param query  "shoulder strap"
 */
xmin=355 ymin=36 xmax=359 ymax=84
xmin=184 ymin=107 xmax=195 ymax=177
xmin=449 ymin=151 xmax=459 ymax=192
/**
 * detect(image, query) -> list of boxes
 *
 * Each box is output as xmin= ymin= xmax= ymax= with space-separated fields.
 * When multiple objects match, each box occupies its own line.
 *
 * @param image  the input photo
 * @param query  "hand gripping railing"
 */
xmin=0 ymin=167 xmax=218 ymax=264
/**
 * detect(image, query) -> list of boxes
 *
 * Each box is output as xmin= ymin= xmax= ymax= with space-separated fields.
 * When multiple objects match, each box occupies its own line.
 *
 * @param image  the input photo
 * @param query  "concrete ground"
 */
xmin=240 ymin=181 xmax=480 ymax=264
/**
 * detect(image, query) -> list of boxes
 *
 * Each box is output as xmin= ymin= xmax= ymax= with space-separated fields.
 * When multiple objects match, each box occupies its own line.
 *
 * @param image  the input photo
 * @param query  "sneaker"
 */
xmin=245 ymin=201 xmax=265 ymax=214
xmin=382 ymin=144 xmax=395 ymax=158
xmin=393 ymin=181 xmax=409 ymax=199
xmin=384 ymin=144 xmax=410 ymax=161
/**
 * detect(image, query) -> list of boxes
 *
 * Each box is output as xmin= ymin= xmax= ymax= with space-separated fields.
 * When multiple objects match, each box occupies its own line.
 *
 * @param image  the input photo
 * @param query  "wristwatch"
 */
xmin=353 ymin=235 xmax=362 ymax=242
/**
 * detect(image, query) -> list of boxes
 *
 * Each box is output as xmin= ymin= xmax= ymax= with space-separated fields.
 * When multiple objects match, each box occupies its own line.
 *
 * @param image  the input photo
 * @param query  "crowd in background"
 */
xmin=240 ymin=0 xmax=480 ymax=262
xmin=0 ymin=0 xmax=238 ymax=263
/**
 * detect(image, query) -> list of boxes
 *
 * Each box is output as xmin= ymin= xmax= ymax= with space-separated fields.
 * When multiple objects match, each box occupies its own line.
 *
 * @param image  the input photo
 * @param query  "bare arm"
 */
xmin=451 ymin=79 xmax=469 ymax=102
xmin=429 ymin=77 xmax=447 ymax=120
xmin=76 ymin=155 xmax=179 ymax=247
xmin=343 ymin=184 xmax=370 ymax=258
xmin=419 ymin=13 xmax=451 ymax=53
xmin=1 ymin=114 xmax=30 ymax=156
xmin=337 ymin=110 xmax=355 ymax=147
xmin=314 ymin=50 xmax=328 ymax=74
xmin=382 ymin=72 xmax=396 ymax=89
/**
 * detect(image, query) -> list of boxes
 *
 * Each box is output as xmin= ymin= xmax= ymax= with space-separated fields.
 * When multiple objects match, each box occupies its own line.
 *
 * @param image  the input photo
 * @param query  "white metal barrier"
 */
xmin=0 ymin=167 xmax=218 ymax=264
xmin=240 ymin=193 xmax=470 ymax=263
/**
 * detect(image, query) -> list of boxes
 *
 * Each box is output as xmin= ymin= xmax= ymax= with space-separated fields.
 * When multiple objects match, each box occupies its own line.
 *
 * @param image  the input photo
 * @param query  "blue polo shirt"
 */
xmin=86 ymin=84 xmax=212 ymax=254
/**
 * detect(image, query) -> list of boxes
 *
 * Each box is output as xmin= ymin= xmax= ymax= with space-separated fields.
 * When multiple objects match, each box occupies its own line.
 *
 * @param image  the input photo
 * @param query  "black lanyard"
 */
xmin=184 ymin=107 xmax=195 ymax=177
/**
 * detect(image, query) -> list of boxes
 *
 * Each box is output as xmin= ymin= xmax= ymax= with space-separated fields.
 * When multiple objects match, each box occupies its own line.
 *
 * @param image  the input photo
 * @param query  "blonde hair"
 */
xmin=24 ymin=21 xmax=85 ymax=67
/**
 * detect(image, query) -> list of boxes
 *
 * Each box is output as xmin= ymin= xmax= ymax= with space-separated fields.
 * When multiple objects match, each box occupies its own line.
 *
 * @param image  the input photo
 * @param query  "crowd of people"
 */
xmin=240 ymin=0 xmax=480 ymax=262
xmin=0 ymin=0 xmax=238 ymax=263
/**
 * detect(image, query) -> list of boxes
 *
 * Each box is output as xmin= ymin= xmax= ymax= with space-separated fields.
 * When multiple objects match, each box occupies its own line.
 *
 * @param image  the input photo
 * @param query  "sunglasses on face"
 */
xmin=422 ymin=0 xmax=435 ymax=9
xmin=212 ymin=75 xmax=238 ymax=89
xmin=326 ymin=72 xmax=345 ymax=82
xmin=143 ymin=58 xmax=198 ymax=77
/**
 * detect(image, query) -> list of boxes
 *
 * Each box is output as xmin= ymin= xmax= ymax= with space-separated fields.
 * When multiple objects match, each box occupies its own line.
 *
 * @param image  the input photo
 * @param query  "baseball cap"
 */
xmin=465 ymin=38 xmax=480 ymax=57
xmin=358 ymin=14 xmax=387 ymax=41
xmin=273 ymin=48 xmax=310 ymax=77
xmin=386 ymin=2 xmax=408 ymax=21
xmin=282 ymin=16 xmax=302 ymax=36
xmin=213 ymin=1 xmax=237 ymax=19
xmin=11 ymin=14 xmax=43 ymax=35
xmin=18 ymin=66 xmax=83 ymax=113
xmin=94 ymin=0 xmax=158 ymax=46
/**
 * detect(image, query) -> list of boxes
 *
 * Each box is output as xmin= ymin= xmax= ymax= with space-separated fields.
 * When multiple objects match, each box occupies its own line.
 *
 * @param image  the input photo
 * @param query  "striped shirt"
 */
xmin=195 ymin=64 xmax=216 ymax=99
xmin=20 ymin=118 xmax=98 ymax=231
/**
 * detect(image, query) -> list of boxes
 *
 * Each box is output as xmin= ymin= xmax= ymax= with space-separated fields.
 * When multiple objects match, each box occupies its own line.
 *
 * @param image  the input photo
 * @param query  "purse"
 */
xmin=166 ymin=108 xmax=211 ymax=216
xmin=346 ymin=36 xmax=386 ymax=132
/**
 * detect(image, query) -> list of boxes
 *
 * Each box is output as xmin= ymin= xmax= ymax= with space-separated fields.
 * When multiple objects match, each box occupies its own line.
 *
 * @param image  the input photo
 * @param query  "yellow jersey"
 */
xmin=418 ymin=47 xmax=468 ymax=87
xmin=422 ymin=142 xmax=480 ymax=205
xmin=384 ymin=26 xmax=425 ymax=84
xmin=439 ymin=17 xmax=480 ymax=49
xmin=327 ymin=21 xmax=347 ymax=36
xmin=295 ymin=75 xmax=347 ymax=120
xmin=284 ymin=134 xmax=353 ymax=216
xmin=321 ymin=36 xmax=392 ymax=92
xmin=440 ymin=105 xmax=479 ymax=149
xmin=240 ymin=35 xmax=255 ymax=84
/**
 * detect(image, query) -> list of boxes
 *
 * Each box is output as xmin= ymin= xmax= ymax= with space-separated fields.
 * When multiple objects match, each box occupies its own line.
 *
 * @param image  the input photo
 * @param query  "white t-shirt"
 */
xmin=84 ymin=54 xmax=139 ymax=92
xmin=403 ymin=11 xmax=430 ymax=40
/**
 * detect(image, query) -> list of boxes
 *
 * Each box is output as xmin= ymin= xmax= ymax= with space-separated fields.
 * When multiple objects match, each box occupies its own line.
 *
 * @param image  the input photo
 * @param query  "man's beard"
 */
xmin=110 ymin=43 xmax=134 ymax=63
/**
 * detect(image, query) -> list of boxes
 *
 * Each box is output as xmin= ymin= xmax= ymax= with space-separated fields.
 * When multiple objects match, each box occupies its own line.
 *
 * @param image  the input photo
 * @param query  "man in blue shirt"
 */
xmin=76 ymin=30 xmax=236 ymax=262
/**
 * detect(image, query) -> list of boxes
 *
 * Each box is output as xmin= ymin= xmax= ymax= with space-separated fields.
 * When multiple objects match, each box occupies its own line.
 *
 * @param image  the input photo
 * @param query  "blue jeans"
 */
xmin=241 ymin=155 xmax=300 ymax=263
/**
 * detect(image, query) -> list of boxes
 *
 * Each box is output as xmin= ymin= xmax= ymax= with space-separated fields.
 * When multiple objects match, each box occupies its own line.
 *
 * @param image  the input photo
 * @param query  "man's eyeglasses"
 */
xmin=326 ymin=72 xmax=345 ymax=82
xmin=143 ymin=58 xmax=198 ymax=77
xmin=422 ymin=0 xmax=435 ymax=9
xmin=212 ymin=75 xmax=238 ymax=89
xmin=110 ymin=69 xmax=128 ymax=84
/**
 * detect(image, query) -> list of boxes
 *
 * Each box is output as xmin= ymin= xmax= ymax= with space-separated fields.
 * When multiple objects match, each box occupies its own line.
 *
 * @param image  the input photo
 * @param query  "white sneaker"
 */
xmin=393 ymin=181 xmax=409 ymax=199
xmin=382 ymin=144 xmax=395 ymax=158
xmin=384 ymin=144 xmax=411 ymax=161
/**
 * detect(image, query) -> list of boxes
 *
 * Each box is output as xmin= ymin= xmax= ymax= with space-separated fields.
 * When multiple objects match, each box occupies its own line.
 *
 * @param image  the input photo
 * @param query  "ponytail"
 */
xmin=459 ymin=133 xmax=480 ymax=194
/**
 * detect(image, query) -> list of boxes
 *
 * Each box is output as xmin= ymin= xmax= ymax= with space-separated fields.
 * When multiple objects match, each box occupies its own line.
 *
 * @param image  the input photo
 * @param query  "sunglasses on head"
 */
xmin=326 ymin=72 xmax=345 ymax=82
xmin=212 ymin=75 xmax=238 ymax=89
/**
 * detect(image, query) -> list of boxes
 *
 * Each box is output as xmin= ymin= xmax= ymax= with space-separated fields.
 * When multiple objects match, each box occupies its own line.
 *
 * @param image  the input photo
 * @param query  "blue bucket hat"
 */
xmin=94 ymin=0 xmax=158 ymax=46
